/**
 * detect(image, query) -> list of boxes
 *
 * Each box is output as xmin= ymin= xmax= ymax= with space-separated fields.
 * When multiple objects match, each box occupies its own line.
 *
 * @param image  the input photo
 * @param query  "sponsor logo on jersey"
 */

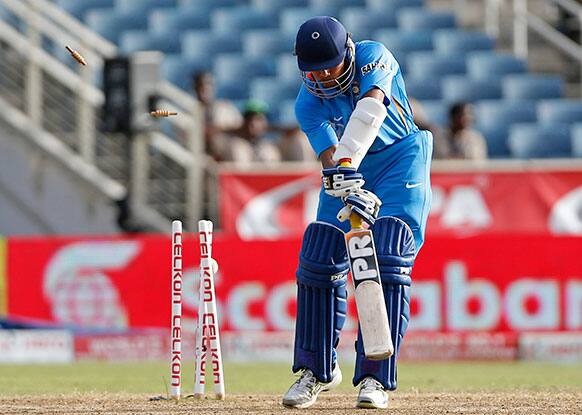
xmin=360 ymin=60 xmax=389 ymax=75
xmin=331 ymin=116 xmax=345 ymax=137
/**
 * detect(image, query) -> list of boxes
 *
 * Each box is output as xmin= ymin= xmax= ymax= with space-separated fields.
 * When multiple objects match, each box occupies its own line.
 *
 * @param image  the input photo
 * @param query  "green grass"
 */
xmin=0 ymin=361 xmax=581 ymax=396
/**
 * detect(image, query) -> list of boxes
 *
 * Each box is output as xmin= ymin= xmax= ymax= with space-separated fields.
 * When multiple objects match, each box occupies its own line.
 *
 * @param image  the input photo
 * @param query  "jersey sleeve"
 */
xmin=294 ymin=91 xmax=338 ymax=157
xmin=357 ymin=41 xmax=399 ymax=101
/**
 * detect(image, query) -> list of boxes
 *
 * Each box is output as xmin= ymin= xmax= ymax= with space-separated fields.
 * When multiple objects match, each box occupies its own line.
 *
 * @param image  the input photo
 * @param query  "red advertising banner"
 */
xmin=72 ymin=331 xmax=522 ymax=362
xmin=0 ymin=237 xmax=6 ymax=317
xmin=219 ymin=169 xmax=582 ymax=239
xmin=5 ymin=234 xmax=582 ymax=333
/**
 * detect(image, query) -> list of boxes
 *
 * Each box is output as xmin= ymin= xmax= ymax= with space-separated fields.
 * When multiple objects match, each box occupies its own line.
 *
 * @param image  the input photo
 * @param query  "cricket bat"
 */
xmin=345 ymin=204 xmax=394 ymax=360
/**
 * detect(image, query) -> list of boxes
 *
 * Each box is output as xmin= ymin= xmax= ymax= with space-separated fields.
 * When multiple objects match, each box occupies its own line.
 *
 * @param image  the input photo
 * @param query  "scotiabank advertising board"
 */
xmin=5 ymin=234 xmax=582 ymax=334
xmin=220 ymin=169 xmax=582 ymax=239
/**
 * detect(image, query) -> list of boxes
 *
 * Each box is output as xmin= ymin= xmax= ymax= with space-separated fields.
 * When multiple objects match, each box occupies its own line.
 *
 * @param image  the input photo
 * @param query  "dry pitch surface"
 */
xmin=1 ymin=362 xmax=581 ymax=414
xmin=1 ymin=391 xmax=581 ymax=415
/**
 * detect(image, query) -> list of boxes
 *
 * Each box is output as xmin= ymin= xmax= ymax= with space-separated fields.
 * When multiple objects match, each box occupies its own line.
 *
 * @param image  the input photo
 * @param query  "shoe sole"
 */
xmin=282 ymin=398 xmax=318 ymax=409
xmin=282 ymin=387 xmax=322 ymax=409
xmin=356 ymin=399 xmax=388 ymax=409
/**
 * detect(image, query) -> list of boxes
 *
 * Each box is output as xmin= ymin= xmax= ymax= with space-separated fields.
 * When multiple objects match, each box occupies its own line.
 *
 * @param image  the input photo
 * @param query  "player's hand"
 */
xmin=337 ymin=189 xmax=382 ymax=225
xmin=322 ymin=166 xmax=364 ymax=197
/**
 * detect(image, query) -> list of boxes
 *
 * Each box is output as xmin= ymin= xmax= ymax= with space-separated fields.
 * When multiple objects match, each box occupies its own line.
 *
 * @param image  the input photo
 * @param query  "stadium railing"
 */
xmin=456 ymin=0 xmax=582 ymax=97
xmin=0 ymin=0 xmax=207 ymax=232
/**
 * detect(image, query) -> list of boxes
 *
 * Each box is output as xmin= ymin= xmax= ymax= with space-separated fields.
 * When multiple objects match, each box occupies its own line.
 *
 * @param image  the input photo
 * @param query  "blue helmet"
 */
xmin=294 ymin=16 xmax=355 ymax=99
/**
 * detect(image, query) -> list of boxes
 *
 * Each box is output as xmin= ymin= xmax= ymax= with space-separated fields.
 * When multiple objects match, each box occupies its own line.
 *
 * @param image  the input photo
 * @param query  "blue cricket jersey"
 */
xmin=295 ymin=40 xmax=418 ymax=157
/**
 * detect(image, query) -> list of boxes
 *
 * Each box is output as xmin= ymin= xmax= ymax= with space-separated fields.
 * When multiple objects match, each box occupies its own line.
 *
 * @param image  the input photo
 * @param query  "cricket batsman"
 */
xmin=282 ymin=16 xmax=433 ymax=409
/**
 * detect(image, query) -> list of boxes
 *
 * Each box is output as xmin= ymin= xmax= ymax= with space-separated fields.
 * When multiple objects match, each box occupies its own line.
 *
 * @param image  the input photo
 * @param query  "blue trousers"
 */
xmin=315 ymin=130 xmax=432 ymax=388
xmin=317 ymin=130 xmax=433 ymax=252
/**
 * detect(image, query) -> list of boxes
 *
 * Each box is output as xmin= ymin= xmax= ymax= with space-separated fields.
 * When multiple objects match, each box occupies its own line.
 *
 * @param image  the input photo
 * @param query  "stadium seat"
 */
xmin=508 ymin=123 xmax=571 ymax=158
xmin=339 ymin=8 xmax=397 ymax=40
xmin=367 ymin=0 xmax=424 ymax=10
xmin=119 ymin=31 xmax=181 ymax=54
xmin=418 ymin=100 xmax=447 ymax=126
xmin=215 ymin=81 xmax=249 ymax=100
xmin=475 ymin=100 xmax=537 ymax=129
xmin=250 ymin=77 xmax=300 ymax=110
xmin=211 ymin=7 xmax=278 ymax=34
xmin=475 ymin=100 xmax=537 ymax=157
xmin=57 ymin=0 xmax=114 ymax=20
xmin=503 ymin=75 xmax=563 ymax=100
xmin=243 ymin=30 xmax=295 ymax=57
xmin=213 ymin=54 xmax=276 ymax=84
xmin=537 ymin=99 xmax=582 ymax=125
xmin=149 ymin=8 xmax=211 ymax=34
xmin=280 ymin=7 xmax=338 ymax=35
xmin=278 ymin=54 xmax=300 ymax=81
xmin=373 ymin=29 xmax=432 ymax=66
xmin=180 ymin=0 xmax=243 ymax=8
xmin=275 ymin=99 xmax=298 ymax=126
xmin=572 ymin=124 xmax=582 ymax=157
xmin=252 ymin=0 xmax=309 ymax=11
xmin=162 ymin=54 xmax=212 ymax=90
xmin=115 ymin=0 xmax=177 ymax=13
xmin=405 ymin=78 xmax=442 ymax=100
xmin=86 ymin=9 xmax=149 ymax=43
xmin=466 ymin=52 xmax=527 ymax=80
xmin=374 ymin=29 xmax=433 ymax=53
xmin=397 ymin=8 xmax=456 ymax=31
xmin=407 ymin=53 xmax=465 ymax=79
xmin=310 ymin=0 xmax=366 ymax=8
xmin=229 ymin=99 xmax=247 ymax=114
xmin=442 ymin=76 xmax=502 ymax=102
xmin=478 ymin=127 xmax=511 ymax=158
xmin=182 ymin=31 xmax=242 ymax=59
xmin=433 ymin=30 xmax=494 ymax=56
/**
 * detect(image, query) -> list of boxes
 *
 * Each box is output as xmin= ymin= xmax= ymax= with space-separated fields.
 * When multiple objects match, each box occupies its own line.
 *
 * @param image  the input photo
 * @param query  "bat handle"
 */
xmin=338 ymin=159 xmax=365 ymax=230
xmin=350 ymin=214 xmax=364 ymax=229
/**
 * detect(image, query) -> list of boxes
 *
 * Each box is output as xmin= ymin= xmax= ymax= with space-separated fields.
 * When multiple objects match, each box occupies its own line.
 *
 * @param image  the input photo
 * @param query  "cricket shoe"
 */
xmin=282 ymin=365 xmax=342 ymax=409
xmin=356 ymin=377 xmax=388 ymax=409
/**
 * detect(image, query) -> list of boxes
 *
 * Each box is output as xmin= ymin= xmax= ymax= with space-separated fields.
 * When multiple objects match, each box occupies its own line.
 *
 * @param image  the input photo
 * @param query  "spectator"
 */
xmin=279 ymin=129 xmax=317 ymax=162
xmin=192 ymin=71 xmax=243 ymax=159
xmin=218 ymin=100 xmax=282 ymax=164
xmin=434 ymin=102 xmax=487 ymax=160
xmin=409 ymin=97 xmax=444 ymax=152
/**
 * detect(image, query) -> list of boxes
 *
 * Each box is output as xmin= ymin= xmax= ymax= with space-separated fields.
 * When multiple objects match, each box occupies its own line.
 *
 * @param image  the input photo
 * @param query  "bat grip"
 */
xmin=350 ymin=214 xmax=364 ymax=229
xmin=338 ymin=159 xmax=365 ymax=230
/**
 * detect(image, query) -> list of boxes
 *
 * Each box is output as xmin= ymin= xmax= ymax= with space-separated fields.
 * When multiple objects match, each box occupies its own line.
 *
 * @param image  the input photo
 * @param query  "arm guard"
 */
xmin=332 ymin=96 xmax=388 ymax=169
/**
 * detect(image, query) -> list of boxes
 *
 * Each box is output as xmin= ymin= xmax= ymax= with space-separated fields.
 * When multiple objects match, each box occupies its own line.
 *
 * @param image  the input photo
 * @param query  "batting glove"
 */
xmin=322 ymin=166 xmax=365 ymax=198
xmin=337 ymin=189 xmax=382 ymax=225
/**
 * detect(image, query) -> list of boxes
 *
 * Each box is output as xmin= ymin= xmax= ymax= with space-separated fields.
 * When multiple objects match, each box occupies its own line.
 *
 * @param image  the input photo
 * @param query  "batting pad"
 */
xmin=353 ymin=216 xmax=415 ymax=390
xmin=293 ymin=222 xmax=349 ymax=383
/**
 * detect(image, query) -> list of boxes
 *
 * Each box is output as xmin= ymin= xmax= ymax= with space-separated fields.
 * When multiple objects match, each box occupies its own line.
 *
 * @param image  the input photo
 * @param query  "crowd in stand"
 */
xmin=192 ymin=70 xmax=316 ymax=164
xmin=192 ymin=70 xmax=488 ymax=164
xmin=118 ymin=69 xmax=489 ymax=232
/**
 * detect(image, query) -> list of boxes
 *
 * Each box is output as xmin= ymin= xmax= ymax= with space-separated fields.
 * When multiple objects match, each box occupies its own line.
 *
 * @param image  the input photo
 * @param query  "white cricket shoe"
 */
xmin=357 ymin=377 xmax=388 ymax=409
xmin=282 ymin=365 xmax=342 ymax=409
